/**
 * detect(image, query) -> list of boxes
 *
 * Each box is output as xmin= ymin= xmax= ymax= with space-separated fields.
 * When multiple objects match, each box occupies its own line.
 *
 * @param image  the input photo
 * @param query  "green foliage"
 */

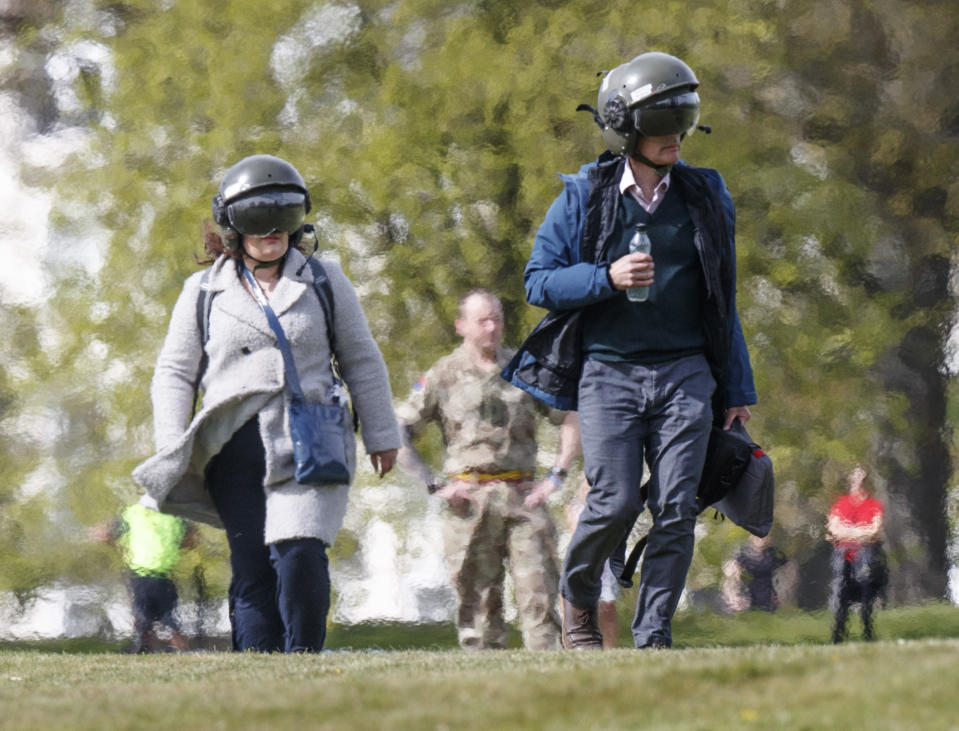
xmin=2 ymin=0 xmax=957 ymax=603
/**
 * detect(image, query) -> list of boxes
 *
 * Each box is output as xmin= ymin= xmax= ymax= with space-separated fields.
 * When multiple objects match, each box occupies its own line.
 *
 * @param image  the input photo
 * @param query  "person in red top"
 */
xmin=826 ymin=465 xmax=888 ymax=642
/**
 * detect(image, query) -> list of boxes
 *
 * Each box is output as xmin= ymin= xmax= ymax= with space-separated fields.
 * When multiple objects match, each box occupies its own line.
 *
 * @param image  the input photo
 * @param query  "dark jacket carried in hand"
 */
xmin=502 ymin=153 xmax=756 ymax=416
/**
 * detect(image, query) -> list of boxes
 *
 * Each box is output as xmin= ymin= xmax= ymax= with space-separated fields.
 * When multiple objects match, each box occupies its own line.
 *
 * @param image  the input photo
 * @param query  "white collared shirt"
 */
xmin=620 ymin=163 xmax=670 ymax=214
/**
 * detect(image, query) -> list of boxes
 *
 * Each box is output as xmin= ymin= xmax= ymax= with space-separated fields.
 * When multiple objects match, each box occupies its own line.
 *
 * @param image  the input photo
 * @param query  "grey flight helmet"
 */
xmin=211 ymin=154 xmax=312 ymax=249
xmin=596 ymin=52 xmax=701 ymax=162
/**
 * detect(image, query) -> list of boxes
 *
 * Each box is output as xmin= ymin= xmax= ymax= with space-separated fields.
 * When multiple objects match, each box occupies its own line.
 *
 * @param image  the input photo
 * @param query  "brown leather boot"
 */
xmin=561 ymin=598 xmax=603 ymax=650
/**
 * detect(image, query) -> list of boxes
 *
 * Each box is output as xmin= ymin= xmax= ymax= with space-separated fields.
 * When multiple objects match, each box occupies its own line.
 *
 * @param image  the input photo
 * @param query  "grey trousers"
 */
xmin=560 ymin=355 xmax=714 ymax=647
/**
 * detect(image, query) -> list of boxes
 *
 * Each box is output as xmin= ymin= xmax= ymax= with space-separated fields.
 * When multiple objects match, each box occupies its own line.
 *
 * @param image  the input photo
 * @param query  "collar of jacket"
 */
xmin=203 ymin=248 xmax=314 ymax=320
xmin=671 ymin=164 xmax=725 ymax=307
xmin=582 ymin=152 xmax=625 ymax=264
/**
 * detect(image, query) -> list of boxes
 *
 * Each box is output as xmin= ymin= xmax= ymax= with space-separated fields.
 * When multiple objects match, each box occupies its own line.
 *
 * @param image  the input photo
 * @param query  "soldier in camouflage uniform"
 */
xmin=396 ymin=290 xmax=579 ymax=650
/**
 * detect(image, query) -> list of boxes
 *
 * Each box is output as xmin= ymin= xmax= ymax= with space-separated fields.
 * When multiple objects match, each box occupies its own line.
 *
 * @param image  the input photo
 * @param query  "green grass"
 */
xmin=670 ymin=602 xmax=959 ymax=647
xmin=1 ymin=639 xmax=957 ymax=729
xmin=324 ymin=602 xmax=959 ymax=651
xmin=2 ymin=605 xmax=958 ymax=729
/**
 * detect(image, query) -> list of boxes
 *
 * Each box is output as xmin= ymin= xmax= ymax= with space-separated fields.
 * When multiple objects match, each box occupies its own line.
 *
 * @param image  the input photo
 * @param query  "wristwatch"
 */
xmin=546 ymin=466 xmax=567 ymax=487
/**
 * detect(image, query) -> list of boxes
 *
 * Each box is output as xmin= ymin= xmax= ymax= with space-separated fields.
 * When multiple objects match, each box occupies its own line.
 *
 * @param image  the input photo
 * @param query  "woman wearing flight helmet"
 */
xmin=134 ymin=154 xmax=401 ymax=652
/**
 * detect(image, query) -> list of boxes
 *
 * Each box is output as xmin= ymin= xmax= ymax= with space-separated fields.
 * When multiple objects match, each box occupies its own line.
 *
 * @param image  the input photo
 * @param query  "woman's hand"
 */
xmin=370 ymin=448 xmax=398 ymax=477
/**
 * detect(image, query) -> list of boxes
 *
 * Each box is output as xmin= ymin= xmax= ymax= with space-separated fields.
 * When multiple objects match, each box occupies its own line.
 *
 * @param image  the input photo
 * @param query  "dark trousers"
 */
xmin=130 ymin=573 xmax=179 ymax=634
xmin=561 ymin=355 xmax=714 ymax=648
xmin=206 ymin=417 xmax=331 ymax=652
xmin=830 ymin=545 xmax=885 ymax=642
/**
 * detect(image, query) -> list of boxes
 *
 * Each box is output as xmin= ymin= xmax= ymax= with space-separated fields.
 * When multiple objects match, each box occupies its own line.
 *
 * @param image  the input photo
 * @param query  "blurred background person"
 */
xmin=90 ymin=502 xmax=194 ymax=653
xmin=396 ymin=290 xmax=579 ymax=650
xmin=720 ymin=533 xmax=791 ymax=613
xmin=133 ymin=155 xmax=400 ymax=652
xmin=826 ymin=464 xmax=888 ymax=642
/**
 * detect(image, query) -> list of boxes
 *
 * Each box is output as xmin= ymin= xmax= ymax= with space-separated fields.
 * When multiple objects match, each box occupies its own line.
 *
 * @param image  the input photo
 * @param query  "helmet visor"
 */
xmin=226 ymin=190 xmax=307 ymax=236
xmin=632 ymin=90 xmax=701 ymax=137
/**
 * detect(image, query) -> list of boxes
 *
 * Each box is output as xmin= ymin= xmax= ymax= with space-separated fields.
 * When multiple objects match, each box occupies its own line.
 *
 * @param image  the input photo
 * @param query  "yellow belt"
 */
xmin=451 ymin=470 xmax=533 ymax=484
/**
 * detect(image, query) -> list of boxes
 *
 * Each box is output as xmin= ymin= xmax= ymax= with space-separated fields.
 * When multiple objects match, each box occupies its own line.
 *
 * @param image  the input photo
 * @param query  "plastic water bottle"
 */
xmin=627 ymin=223 xmax=652 ymax=302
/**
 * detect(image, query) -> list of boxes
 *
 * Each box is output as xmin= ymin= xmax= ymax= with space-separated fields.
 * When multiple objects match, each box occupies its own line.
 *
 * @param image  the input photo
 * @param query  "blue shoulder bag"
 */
xmin=241 ymin=262 xmax=351 ymax=486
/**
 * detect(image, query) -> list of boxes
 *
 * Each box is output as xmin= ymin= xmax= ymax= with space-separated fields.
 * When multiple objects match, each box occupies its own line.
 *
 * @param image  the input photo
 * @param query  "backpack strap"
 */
xmin=304 ymin=258 xmax=359 ymax=432
xmin=304 ymin=257 xmax=337 ymax=356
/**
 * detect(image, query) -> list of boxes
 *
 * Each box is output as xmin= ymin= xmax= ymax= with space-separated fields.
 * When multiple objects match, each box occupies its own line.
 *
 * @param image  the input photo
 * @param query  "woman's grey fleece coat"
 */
xmin=132 ymin=248 xmax=401 ymax=546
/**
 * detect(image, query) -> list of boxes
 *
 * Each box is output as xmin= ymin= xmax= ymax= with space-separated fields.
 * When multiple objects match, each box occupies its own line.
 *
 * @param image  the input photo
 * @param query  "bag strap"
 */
xmin=606 ymin=480 xmax=651 ymax=589
xmin=241 ymin=264 xmax=309 ymax=402
xmin=618 ymin=534 xmax=648 ymax=588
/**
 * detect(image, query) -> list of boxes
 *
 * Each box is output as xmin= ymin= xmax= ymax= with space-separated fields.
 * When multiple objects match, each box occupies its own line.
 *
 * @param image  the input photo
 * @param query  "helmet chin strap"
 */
xmin=629 ymin=150 xmax=673 ymax=178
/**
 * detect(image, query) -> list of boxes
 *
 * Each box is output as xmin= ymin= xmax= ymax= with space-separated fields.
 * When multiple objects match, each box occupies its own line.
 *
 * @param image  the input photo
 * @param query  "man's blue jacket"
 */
xmin=503 ymin=152 xmax=756 ymax=418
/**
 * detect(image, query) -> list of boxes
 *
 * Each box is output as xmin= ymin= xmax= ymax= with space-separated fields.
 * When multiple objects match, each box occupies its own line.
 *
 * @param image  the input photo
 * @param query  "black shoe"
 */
xmin=638 ymin=638 xmax=670 ymax=650
xmin=562 ymin=599 xmax=602 ymax=650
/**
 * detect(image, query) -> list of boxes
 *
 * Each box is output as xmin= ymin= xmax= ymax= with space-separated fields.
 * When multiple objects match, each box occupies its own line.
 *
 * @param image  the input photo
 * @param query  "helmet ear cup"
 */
xmin=223 ymin=230 xmax=241 ymax=252
xmin=603 ymin=95 xmax=631 ymax=133
xmin=290 ymin=226 xmax=304 ymax=247
xmin=212 ymin=194 xmax=229 ymax=227
xmin=212 ymin=193 xmax=240 ymax=251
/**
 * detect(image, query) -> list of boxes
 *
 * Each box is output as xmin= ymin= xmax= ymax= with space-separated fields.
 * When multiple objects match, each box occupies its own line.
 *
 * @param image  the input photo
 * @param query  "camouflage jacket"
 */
xmin=397 ymin=345 xmax=563 ymax=477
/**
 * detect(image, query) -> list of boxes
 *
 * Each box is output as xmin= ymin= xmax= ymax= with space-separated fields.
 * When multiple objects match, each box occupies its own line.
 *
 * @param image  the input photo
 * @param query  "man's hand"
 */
xmin=436 ymin=480 xmax=475 ymax=515
xmin=370 ymin=448 xmax=398 ymax=477
xmin=524 ymin=478 xmax=557 ymax=509
xmin=88 ymin=524 xmax=112 ymax=543
xmin=608 ymin=252 xmax=654 ymax=290
xmin=723 ymin=406 xmax=752 ymax=430
xmin=827 ymin=514 xmax=881 ymax=543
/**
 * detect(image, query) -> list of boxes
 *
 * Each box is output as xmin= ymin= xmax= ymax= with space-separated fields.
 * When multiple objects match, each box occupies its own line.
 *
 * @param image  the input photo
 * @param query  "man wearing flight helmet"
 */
xmin=504 ymin=52 xmax=756 ymax=649
xmin=134 ymin=154 xmax=400 ymax=652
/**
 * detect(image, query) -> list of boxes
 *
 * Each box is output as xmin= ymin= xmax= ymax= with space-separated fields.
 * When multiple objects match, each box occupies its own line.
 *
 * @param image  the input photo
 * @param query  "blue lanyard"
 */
xmin=241 ymin=264 xmax=307 ymax=401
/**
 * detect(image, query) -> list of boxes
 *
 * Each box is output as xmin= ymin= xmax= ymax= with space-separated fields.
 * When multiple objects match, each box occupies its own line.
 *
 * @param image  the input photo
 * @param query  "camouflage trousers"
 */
xmin=442 ymin=479 xmax=562 ymax=651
